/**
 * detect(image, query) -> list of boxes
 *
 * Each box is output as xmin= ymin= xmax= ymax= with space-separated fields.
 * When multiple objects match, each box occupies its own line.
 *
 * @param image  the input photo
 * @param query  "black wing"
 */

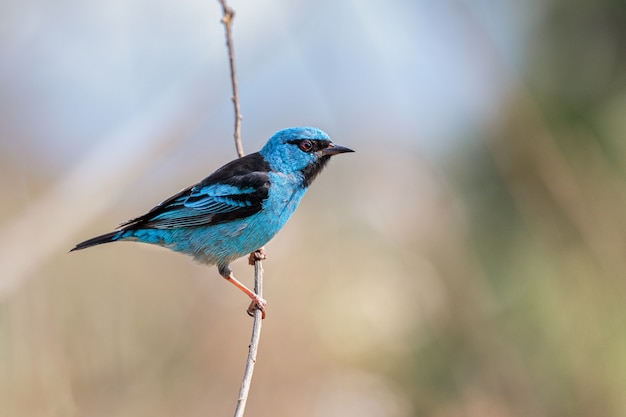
xmin=121 ymin=152 xmax=271 ymax=230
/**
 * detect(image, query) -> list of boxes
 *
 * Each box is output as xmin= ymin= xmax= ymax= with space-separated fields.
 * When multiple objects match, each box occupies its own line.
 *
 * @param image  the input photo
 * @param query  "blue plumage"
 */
xmin=71 ymin=127 xmax=353 ymax=317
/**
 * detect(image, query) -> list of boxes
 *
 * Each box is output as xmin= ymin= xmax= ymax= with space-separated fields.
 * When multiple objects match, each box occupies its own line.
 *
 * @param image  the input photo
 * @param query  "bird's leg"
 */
xmin=248 ymin=246 xmax=267 ymax=265
xmin=218 ymin=265 xmax=267 ymax=319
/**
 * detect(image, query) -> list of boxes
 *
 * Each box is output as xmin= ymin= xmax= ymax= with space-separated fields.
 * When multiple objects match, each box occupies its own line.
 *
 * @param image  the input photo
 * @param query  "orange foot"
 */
xmin=247 ymin=294 xmax=267 ymax=319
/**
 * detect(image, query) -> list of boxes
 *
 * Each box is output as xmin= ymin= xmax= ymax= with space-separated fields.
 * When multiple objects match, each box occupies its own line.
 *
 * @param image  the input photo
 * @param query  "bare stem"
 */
xmin=216 ymin=2 xmax=264 ymax=416
xmin=233 ymin=261 xmax=264 ymax=417
xmin=218 ymin=0 xmax=244 ymax=158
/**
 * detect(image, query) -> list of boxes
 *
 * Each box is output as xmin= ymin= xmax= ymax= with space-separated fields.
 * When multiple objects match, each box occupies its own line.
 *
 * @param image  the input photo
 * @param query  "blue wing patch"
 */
xmin=119 ymin=153 xmax=271 ymax=230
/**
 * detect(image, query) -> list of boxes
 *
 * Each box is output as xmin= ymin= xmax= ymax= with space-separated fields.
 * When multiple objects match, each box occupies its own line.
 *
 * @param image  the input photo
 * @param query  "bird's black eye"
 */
xmin=299 ymin=140 xmax=313 ymax=153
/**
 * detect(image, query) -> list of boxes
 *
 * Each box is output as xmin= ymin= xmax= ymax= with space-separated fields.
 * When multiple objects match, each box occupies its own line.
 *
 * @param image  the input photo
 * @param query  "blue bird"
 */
xmin=71 ymin=127 xmax=353 ymax=318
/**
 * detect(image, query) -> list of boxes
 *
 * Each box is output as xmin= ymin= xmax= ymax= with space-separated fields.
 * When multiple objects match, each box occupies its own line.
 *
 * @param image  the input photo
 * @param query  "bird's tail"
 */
xmin=70 ymin=231 xmax=124 ymax=252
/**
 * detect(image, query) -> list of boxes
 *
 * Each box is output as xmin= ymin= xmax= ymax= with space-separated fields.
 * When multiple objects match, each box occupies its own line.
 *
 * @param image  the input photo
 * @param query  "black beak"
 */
xmin=320 ymin=143 xmax=355 ymax=156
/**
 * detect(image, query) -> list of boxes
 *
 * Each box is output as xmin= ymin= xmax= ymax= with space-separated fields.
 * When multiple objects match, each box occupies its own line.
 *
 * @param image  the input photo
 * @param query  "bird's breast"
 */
xmin=180 ymin=173 xmax=308 ymax=265
xmin=262 ymin=172 xmax=306 ymax=226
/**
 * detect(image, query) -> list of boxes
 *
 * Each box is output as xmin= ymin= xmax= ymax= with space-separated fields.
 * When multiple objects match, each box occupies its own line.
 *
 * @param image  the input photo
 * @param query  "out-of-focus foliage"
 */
xmin=0 ymin=0 xmax=625 ymax=416
xmin=404 ymin=1 xmax=626 ymax=416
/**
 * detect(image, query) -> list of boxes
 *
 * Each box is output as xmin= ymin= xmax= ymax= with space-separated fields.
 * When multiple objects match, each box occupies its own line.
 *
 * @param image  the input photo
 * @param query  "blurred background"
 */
xmin=1 ymin=0 xmax=625 ymax=416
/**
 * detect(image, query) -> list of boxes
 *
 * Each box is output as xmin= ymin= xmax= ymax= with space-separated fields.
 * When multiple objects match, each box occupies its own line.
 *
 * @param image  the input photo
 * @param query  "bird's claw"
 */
xmin=245 ymin=248 xmax=266 ymax=318
xmin=246 ymin=295 xmax=267 ymax=319
xmin=248 ymin=247 xmax=267 ymax=265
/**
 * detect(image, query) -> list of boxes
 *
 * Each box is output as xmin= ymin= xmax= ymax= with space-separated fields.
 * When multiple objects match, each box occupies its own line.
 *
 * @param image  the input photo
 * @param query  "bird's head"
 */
xmin=260 ymin=127 xmax=354 ymax=187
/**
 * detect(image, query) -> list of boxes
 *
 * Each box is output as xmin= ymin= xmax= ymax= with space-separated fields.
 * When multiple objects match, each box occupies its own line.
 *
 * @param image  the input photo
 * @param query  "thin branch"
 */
xmin=216 ymin=2 xmax=264 ymax=416
xmin=218 ymin=0 xmax=245 ymax=158
xmin=234 ymin=261 xmax=263 ymax=417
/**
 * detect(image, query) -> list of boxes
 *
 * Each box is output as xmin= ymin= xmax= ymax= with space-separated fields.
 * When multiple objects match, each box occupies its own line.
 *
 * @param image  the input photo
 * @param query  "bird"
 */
xmin=71 ymin=127 xmax=353 ymax=318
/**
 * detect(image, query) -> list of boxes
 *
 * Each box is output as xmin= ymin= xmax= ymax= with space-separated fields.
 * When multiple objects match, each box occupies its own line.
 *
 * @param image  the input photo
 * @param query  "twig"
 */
xmin=216 ymin=2 xmax=264 ymax=416
xmin=218 ymin=0 xmax=245 ymax=158
xmin=234 ymin=261 xmax=263 ymax=417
